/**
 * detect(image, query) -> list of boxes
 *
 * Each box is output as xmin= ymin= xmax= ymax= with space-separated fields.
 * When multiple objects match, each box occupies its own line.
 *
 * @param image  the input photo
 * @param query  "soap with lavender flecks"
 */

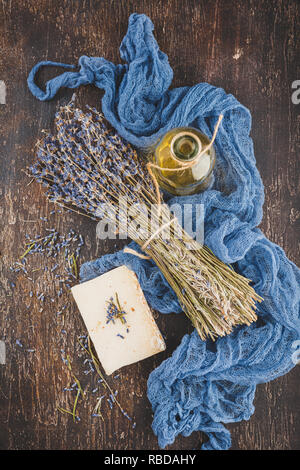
xmin=71 ymin=265 xmax=166 ymax=375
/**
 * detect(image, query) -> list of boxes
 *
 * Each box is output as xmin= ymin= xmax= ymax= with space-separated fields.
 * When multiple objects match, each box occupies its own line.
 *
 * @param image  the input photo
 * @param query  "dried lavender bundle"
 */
xmin=30 ymin=103 xmax=262 ymax=340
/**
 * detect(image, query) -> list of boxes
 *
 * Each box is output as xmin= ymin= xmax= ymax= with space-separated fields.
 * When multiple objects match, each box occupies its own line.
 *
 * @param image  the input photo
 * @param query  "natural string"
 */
xmin=123 ymin=217 xmax=177 ymax=260
xmin=148 ymin=114 xmax=223 ymax=174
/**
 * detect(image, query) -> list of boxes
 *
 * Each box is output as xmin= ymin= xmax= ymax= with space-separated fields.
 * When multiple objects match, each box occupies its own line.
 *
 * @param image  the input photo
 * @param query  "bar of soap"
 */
xmin=71 ymin=265 xmax=166 ymax=375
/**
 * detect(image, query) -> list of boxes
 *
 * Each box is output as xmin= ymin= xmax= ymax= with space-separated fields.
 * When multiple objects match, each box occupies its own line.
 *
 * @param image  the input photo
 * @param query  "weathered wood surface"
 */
xmin=0 ymin=0 xmax=299 ymax=450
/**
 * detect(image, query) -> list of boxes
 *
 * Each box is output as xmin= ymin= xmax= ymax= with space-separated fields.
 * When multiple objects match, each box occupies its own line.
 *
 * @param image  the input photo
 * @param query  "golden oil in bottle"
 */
xmin=150 ymin=127 xmax=216 ymax=196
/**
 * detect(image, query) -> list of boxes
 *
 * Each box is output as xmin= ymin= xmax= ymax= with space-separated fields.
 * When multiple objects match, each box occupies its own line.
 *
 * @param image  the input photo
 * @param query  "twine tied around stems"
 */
xmin=123 ymin=217 xmax=177 ymax=260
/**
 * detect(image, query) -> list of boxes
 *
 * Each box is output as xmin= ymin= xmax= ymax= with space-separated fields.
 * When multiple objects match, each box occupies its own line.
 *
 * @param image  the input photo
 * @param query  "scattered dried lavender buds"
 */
xmin=106 ymin=293 xmax=128 ymax=328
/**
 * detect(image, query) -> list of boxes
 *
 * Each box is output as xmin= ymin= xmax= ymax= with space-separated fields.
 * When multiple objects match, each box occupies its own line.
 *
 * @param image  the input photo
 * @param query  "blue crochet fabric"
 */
xmin=28 ymin=13 xmax=300 ymax=450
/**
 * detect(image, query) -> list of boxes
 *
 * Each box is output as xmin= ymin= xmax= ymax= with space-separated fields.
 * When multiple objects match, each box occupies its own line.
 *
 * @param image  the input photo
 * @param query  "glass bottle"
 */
xmin=150 ymin=127 xmax=216 ymax=196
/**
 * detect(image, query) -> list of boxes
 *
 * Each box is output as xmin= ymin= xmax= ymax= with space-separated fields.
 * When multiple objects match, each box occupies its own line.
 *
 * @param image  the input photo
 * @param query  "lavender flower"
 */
xmin=29 ymin=103 xmax=263 ymax=341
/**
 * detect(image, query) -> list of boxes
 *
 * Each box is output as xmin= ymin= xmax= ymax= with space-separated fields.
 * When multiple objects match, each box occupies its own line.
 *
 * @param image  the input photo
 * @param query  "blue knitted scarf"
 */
xmin=28 ymin=13 xmax=300 ymax=450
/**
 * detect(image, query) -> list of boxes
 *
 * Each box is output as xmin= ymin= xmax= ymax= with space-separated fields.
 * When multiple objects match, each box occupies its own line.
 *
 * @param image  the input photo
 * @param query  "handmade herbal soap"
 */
xmin=71 ymin=265 xmax=166 ymax=375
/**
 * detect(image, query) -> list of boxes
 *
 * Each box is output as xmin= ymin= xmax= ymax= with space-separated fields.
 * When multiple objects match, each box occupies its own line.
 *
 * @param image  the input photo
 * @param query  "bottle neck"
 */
xmin=170 ymin=131 xmax=202 ymax=162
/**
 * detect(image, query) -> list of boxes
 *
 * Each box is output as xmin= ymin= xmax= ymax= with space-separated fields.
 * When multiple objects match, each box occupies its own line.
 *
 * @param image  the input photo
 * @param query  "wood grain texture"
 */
xmin=0 ymin=0 xmax=299 ymax=450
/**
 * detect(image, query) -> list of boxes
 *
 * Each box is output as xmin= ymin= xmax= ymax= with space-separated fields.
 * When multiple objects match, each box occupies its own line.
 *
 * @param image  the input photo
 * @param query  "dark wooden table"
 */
xmin=0 ymin=0 xmax=299 ymax=451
